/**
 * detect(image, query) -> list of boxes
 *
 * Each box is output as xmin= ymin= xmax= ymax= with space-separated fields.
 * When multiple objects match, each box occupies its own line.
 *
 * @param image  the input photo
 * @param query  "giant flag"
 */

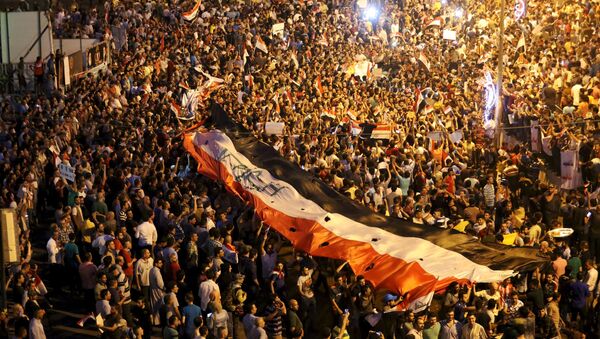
xmin=183 ymin=103 xmax=545 ymax=311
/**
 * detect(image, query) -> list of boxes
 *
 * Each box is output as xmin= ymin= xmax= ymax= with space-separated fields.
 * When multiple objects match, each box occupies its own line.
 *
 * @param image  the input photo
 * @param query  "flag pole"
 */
xmin=495 ymin=0 xmax=506 ymax=148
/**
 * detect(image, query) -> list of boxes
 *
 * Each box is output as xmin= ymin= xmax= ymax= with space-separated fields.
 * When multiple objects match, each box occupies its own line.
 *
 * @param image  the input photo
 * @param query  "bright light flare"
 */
xmin=364 ymin=6 xmax=379 ymax=21
xmin=483 ymin=71 xmax=497 ymax=123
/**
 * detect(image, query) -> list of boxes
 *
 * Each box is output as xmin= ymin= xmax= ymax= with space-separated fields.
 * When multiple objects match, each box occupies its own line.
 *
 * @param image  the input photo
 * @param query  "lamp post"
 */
xmin=495 ymin=0 xmax=506 ymax=147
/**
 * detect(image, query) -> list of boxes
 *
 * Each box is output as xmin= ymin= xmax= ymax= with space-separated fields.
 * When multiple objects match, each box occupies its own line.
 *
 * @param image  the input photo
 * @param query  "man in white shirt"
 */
xmin=46 ymin=229 xmax=60 ymax=264
xmin=473 ymin=282 xmax=501 ymax=316
xmin=135 ymin=212 xmax=157 ymax=252
xmin=135 ymin=249 xmax=154 ymax=302
xmin=46 ymin=228 xmax=65 ymax=293
xmin=584 ymin=259 xmax=598 ymax=296
xmin=198 ymin=270 xmax=220 ymax=312
xmin=29 ymin=308 xmax=46 ymax=339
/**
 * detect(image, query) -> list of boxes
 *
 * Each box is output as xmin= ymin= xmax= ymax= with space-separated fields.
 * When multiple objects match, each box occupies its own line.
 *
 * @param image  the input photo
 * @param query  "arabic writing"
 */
xmin=215 ymin=146 xmax=287 ymax=197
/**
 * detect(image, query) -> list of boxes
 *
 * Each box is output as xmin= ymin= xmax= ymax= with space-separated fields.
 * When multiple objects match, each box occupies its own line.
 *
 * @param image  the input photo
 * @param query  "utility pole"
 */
xmin=495 ymin=0 xmax=506 ymax=147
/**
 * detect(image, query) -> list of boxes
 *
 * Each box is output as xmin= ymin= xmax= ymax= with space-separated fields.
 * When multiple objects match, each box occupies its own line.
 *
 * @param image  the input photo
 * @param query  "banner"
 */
xmin=183 ymin=104 xmax=544 ymax=311
xmin=63 ymin=55 xmax=71 ymax=86
xmin=255 ymin=36 xmax=268 ymax=54
xmin=111 ymin=24 xmax=127 ymax=51
xmin=58 ymin=163 xmax=75 ymax=182
xmin=418 ymin=52 xmax=431 ymax=73
xmin=68 ymin=51 xmax=83 ymax=80
xmin=561 ymin=149 xmax=582 ymax=190
xmin=86 ymin=42 xmax=108 ymax=70
xmin=442 ymin=30 xmax=457 ymax=41
xmin=449 ymin=130 xmax=463 ymax=144
xmin=272 ymin=23 xmax=285 ymax=38
xmin=428 ymin=131 xmax=443 ymax=142
xmin=265 ymin=122 xmax=285 ymax=136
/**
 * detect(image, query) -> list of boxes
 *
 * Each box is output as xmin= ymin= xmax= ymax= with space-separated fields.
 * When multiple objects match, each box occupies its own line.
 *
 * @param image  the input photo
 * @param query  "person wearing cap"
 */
xmin=382 ymin=293 xmax=401 ymax=311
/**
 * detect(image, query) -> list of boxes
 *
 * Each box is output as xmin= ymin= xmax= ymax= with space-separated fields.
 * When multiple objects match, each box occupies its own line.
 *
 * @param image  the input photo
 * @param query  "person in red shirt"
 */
xmin=167 ymin=253 xmax=181 ymax=283
xmin=118 ymin=239 xmax=135 ymax=280
xmin=443 ymin=171 xmax=456 ymax=195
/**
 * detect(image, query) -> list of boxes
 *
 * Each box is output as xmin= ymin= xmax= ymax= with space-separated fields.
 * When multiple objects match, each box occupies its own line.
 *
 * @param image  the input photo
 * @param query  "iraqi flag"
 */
xmin=244 ymin=74 xmax=254 ymax=88
xmin=350 ymin=120 xmax=363 ymax=136
xmin=415 ymin=87 xmax=435 ymax=115
xmin=315 ymin=75 xmax=324 ymax=96
xmin=183 ymin=104 xmax=544 ymax=312
xmin=425 ymin=16 xmax=443 ymax=30
xmin=516 ymin=34 xmax=526 ymax=54
xmin=181 ymin=90 xmax=199 ymax=118
xmin=320 ymin=109 xmax=336 ymax=120
xmin=255 ymin=36 xmax=269 ymax=54
xmin=182 ymin=0 xmax=202 ymax=22
xmin=371 ymin=123 xmax=392 ymax=140
xmin=170 ymin=95 xmax=195 ymax=121
xmin=418 ymin=52 xmax=431 ymax=73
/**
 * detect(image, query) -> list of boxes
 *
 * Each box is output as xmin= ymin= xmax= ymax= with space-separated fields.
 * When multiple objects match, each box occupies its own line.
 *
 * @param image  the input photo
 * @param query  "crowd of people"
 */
xmin=1 ymin=0 xmax=600 ymax=338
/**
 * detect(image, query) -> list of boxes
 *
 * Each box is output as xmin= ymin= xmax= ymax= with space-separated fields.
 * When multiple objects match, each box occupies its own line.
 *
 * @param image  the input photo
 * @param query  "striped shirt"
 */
xmin=264 ymin=304 xmax=283 ymax=336
xmin=116 ymin=271 xmax=131 ymax=304
xmin=483 ymin=184 xmax=495 ymax=207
